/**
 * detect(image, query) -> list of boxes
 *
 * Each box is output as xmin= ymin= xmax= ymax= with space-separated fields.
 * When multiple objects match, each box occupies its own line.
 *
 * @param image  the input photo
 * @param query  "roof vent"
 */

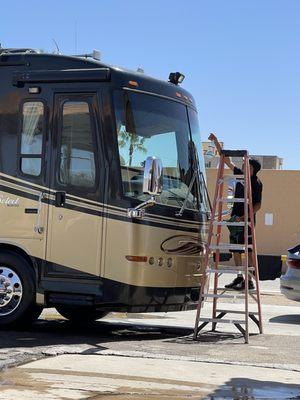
xmin=0 ymin=48 xmax=38 ymax=55
xmin=72 ymin=49 xmax=101 ymax=61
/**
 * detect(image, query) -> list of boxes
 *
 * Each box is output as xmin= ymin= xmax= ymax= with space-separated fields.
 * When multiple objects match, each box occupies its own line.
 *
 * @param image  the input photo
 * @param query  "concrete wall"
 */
xmin=251 ymin=155 xmax=283 ymax=170
xmin=205 ymin=169 xmax=300 ymax=256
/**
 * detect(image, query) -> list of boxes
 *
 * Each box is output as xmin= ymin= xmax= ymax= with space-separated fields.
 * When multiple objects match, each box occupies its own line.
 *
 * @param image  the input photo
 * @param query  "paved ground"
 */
xmin=0 ymin=278 xmax=299 ymax=399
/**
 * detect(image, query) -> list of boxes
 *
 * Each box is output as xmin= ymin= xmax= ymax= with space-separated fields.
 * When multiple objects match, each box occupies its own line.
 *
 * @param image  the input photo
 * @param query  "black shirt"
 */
xmin=231 ymin=167 xmax=263 ymax=220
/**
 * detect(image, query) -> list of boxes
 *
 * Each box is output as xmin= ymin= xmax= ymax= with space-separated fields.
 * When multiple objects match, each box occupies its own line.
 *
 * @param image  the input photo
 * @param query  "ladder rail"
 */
xmin=244 ymin=155 xmax=250 ymax=343
xmin=247 ymin=157 xmax=263 ymax=334
xmin=212 ymin=155 xmax=226 ymax=328
xmin=207 ymin=164 xmax=225 ymax=335
xmin=193 ymin=154 xmax=225 ymax=340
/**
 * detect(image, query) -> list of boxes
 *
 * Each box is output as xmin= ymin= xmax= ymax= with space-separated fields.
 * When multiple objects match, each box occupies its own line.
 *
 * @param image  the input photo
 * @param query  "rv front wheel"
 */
xmin=0 ymin=251 xmax=42 ymax=328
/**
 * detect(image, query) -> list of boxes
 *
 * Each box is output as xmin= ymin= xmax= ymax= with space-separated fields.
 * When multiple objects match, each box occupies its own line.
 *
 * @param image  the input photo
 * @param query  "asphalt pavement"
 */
xmin=0 ymin=278 xmax=299 ymax=399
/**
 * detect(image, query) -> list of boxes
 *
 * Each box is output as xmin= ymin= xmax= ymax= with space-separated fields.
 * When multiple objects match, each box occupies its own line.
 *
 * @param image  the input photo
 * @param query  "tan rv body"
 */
xmin=0 ymin=49 xmax=208 ymax=326
xmin=0 ymin=173 xmax=206 ymax=291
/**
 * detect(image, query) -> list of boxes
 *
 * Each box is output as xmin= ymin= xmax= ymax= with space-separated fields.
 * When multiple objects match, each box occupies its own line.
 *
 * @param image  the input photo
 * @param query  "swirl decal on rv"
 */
xmin=160 ymin=235 xmax=205 ymax=255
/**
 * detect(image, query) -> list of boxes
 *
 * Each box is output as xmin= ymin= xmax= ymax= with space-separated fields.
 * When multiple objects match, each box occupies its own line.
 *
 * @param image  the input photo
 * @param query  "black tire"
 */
xmin=56 ymin=305 xmax=108 ymax=323
xmin=0 ymin=251 xmax=42 ymax=328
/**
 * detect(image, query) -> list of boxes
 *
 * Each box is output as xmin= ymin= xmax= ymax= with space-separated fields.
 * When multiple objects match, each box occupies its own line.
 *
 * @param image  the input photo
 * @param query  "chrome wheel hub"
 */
xmin=0 ymin=267 xmax=23 ymax=316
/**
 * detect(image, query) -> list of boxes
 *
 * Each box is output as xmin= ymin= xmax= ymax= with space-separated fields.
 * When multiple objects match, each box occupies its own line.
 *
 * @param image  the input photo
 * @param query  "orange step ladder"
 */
xmin=193 ymin=150 xmax=263 ymax=343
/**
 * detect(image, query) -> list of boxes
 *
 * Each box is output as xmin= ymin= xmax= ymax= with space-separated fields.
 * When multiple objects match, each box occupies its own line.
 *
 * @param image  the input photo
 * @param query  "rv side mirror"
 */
xmin=127 ymin=156 xmax=163 ymax=219
xmin=143 ymin=156 xmax=163 ymax=196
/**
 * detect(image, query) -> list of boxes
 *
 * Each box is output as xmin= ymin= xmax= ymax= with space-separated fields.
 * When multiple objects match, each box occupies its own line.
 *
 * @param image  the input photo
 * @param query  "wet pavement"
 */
xmin=0 ymin=283 xmax=299 ymax=399
xmin=0 ymin=354 xmax=300 ymax=399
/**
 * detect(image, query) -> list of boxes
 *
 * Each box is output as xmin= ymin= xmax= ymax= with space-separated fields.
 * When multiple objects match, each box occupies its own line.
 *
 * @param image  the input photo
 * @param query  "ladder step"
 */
xmin=216 ymin=309 xmax=259 ymax=315
xmin=203 ymin=293 xmax=245 ymax=299
xmin=208 ymin=269 xmax=251 ymax=275
xmin=219 ymin=198 xmax=247 ymax=203
xmin=212 ymin=264 xmax=254 ymax=270
xmin=226 ymin=174 xmax=245 ymax=179
xmin=207 ymin=265 xmax=255 ymax=274
xmin=213 ymin=221 xmax=250 ymax=227
xmin=198 ymin=317 xmax=246 ymax=324
xmin=210 ymin=244 xmax=253 ymax=251
xmin=216 ymin=287 xmax=257 ymax=294
xmin=219 ymin=175 xmax=245 ymax=183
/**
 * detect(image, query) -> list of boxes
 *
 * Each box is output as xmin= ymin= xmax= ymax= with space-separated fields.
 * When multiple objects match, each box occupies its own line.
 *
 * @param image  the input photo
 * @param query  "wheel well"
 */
xmin=0 ymin=244 xmax=37 ymax=277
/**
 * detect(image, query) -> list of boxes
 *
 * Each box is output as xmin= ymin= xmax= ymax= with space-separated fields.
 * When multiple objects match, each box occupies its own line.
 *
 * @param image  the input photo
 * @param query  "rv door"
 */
xmin=46 ymin=93 xmax=103 ymax=278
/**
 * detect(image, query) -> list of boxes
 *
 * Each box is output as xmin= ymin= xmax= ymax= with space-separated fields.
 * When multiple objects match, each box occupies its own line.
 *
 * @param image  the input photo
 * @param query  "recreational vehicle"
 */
xmin=0 ymin=48 xmax=209 ymax=327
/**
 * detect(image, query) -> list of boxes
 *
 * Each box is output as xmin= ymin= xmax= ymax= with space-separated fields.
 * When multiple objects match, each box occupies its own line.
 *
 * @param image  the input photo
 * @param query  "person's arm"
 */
xmin=208 ymin=133 xmax=235 ymax=171
xmin=253 ymin=202 xmax=261 ymax=214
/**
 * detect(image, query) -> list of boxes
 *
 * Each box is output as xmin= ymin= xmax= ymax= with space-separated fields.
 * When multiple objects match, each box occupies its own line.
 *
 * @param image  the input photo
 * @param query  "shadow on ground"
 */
xmin=0 ymin=318 xmax=194 ymax=352
xmin=0 ymin=315 xmax=265 ymax=355
xmin=269 ymin=314 xmax=300 ymax=325
xmin=165 ymin=330 xmax=256 ymax=345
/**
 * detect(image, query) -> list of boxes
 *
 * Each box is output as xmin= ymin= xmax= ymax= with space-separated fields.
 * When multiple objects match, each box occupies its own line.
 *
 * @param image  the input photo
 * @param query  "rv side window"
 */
xmin=20 ymin=101 xmax=44 ymax=177
xmin=59 ymin=101 xmax=96 ymax=188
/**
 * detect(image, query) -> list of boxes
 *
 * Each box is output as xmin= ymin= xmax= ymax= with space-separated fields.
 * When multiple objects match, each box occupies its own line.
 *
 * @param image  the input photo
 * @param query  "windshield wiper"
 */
xmin=200 ymin=171 xmax=212 ymax=213
xmin=166 ymin=190 xmax=186 ymax=207
xmin=175 ymin=169 xmax=197 ymax=217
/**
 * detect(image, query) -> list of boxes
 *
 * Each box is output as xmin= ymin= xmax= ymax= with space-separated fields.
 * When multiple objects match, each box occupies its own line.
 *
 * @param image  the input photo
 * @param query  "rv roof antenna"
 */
xmin=52 ymin=39 xmax=61 ymax=55
xmin=74 ymin=21 xmax=78 ymax=54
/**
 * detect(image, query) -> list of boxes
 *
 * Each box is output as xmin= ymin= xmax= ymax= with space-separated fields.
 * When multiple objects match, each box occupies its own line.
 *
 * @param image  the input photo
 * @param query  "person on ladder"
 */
xmin=208 ymin=133 xmax=263 ymax=291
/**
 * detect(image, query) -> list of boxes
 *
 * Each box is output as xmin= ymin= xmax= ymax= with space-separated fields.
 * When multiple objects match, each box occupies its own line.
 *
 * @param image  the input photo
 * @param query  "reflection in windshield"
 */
xmin=114 ymin=91 xmax=207 ymax=211
xmin=118 ymin=126 xmax=147 ymax=167
xmin=188 ymin=108 xmax=211 ymax=213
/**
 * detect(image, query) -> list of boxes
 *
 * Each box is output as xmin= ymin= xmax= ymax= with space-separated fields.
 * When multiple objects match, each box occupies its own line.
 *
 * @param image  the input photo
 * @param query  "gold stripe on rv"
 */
xmin=0 ymin=184 xmax=203 ymax=287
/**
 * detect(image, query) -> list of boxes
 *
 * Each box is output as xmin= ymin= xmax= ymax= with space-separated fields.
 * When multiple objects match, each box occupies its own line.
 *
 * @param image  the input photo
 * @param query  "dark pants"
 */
xmin=230 ymin=226 xmax=253 ymax=254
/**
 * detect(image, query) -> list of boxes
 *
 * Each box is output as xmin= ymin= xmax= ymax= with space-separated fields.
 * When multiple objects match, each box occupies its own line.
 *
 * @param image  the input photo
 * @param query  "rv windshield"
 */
xmin=114 ymin=91 xmax=204 ymax=210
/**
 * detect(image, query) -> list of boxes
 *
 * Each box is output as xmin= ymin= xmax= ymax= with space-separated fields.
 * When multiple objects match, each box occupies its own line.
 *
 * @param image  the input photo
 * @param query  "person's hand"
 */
xmin=208 ymin=133 xmax=217 ymax=142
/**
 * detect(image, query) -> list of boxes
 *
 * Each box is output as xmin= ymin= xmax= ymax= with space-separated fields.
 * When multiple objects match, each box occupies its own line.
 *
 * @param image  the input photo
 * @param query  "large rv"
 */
xmin=0 ymin=48 xmax=210 ymax=327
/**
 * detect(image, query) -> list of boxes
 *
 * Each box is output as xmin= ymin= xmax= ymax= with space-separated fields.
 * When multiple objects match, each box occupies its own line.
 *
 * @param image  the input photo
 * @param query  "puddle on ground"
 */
xmin=207 ymin=384 xmax=300 ymax=399
xmin=92 ymin=385 xmax=300 ymax=400
xmin=94 ymin=396 xmax=205 ymax=399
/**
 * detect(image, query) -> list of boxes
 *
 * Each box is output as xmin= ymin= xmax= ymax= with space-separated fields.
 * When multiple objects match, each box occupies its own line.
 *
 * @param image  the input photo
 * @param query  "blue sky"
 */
xmin=1 ymin=0 xmax=299 ymax=169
